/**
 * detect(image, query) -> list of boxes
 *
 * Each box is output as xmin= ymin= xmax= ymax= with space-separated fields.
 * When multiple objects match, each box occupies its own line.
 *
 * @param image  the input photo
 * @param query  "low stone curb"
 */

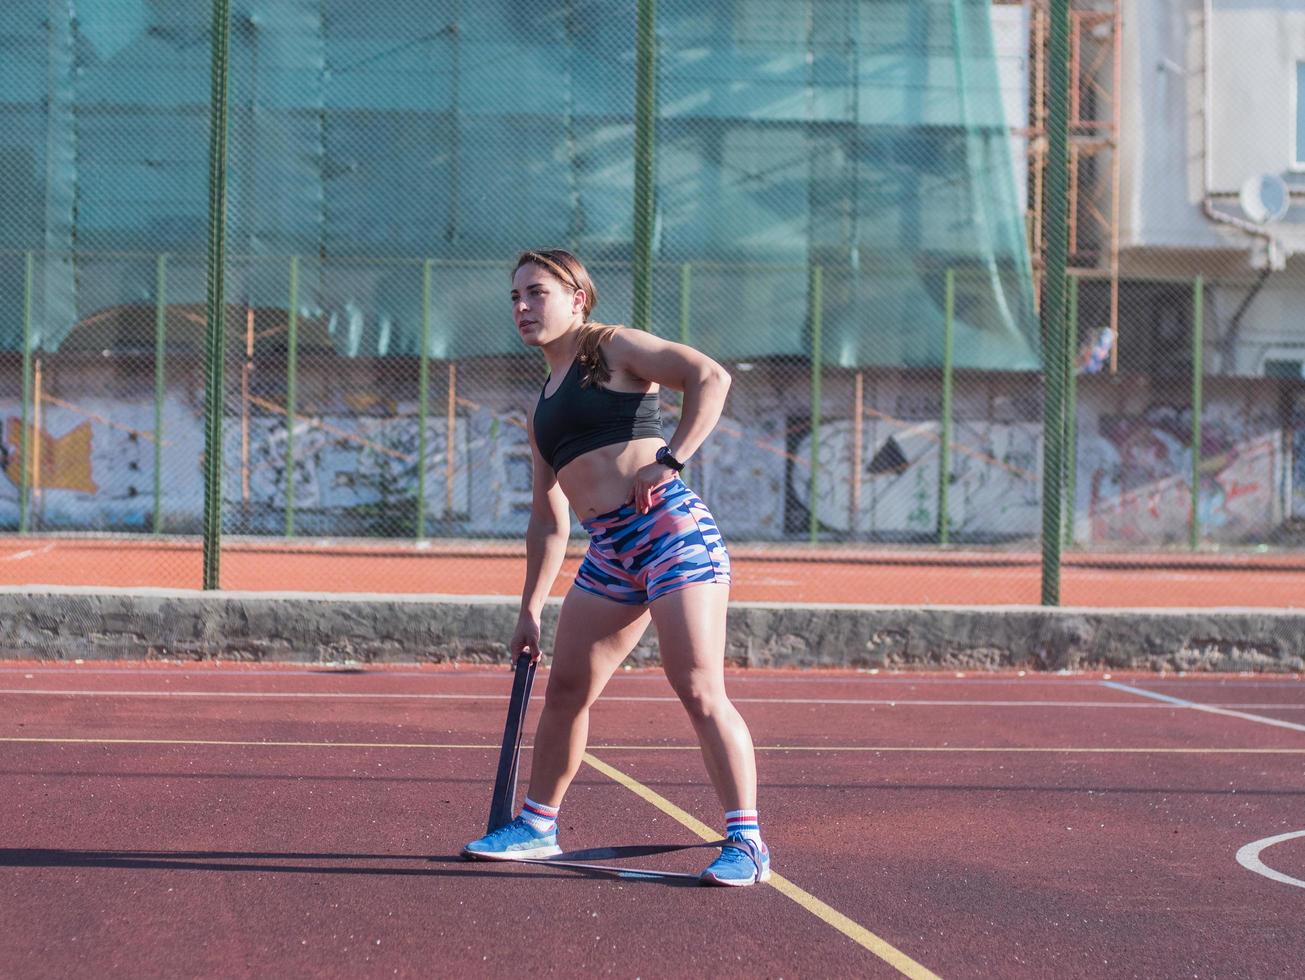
xmin=2 ymin=587 xmax=1303 ymax=673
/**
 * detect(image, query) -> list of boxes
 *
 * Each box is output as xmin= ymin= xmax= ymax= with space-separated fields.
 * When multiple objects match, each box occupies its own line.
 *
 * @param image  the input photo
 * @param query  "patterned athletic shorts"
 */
xmin=573 ymin=478 xmax=731 ymax=605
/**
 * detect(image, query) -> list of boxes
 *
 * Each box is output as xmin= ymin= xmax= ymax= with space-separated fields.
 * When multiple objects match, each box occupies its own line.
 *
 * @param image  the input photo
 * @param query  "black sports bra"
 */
xmin=532 ymin=360 xmax=664 ymax=472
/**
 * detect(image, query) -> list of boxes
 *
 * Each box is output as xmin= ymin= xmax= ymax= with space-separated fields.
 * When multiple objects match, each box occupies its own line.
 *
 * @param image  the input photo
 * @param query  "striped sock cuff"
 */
xmin=520 ymin=797 xmax=559 ymax=832
xmin=725 ymin=808 xmax=761 ymax=839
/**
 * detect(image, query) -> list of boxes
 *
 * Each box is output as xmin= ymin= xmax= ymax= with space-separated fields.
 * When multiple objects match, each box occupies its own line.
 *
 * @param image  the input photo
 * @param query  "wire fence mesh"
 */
xmin=2 ymin=0 xmax=1304 ymax=597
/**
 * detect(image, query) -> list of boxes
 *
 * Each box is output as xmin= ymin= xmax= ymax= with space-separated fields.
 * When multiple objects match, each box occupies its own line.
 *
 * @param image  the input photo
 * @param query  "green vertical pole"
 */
xmin=677 ymin=262 xmax=691 ymax=483
xmin=678 ymin=262 xmax=691 ymax=345
xmin=1190 ymin=275 xmax=1204 ymax=551
xmin=202 ymin=0 xmax=233 ymax=590
xmin=1063 ymin=277 xmax=1078 ymax=549
xmin=284 ymin=255 xmax=299 ymax=537
xmin=808 ymin=264 xmax=823 ymax=544
xmin=152 ymin=254 xmax=168 ymax=534
xmin=18 ymin=252 xmax=33 ymax=534
xmin=1040 ymin=0 xmax=1071 ymax=606
xmin=938 ymin=269 xmax=955 ymax=545
xmin=631 ymin=0 xmax=657 ymax=332
xmin=415 ymin=259 xmax=433 ymax=539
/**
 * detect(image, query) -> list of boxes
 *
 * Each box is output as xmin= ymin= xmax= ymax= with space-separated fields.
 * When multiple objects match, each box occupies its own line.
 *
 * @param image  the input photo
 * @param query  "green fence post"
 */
xmin=416 ymin=259 xmax=433 ymax=540
xmin=1190 ymin=275 xmax=1204 ymax=551
xmin=631 ymin=0 xmax=657 ymax=332
xmin=938 ymin=269 xmax=955 ymax=546
xmin=678 ymin=262 xmax=691 ymax=345
xmin=1064 ymin=276 xmax=1078 ymax=549
xmin=1040 ymin=0 xmax=1071 ymax=606
xmin=18 ymin=252 xmax=33 ymax=534
xmin=153 ymin=254 xmax=168 ymax=534
xmin=284 ymin=255 xmax=299 ymax=537
xmin=202 ymin=0 xmax=233 ymax=590
xmin=678 ymin=262 xmax=691 ymax=483
xmin=808 ymin=264 xmax=823 ymax=544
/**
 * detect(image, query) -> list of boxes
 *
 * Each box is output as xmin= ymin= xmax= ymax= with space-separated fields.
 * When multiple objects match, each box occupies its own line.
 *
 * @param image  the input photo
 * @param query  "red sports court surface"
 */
xmin=3 ymin=662 xmax=1304 ymax=977
xmin=3 ymin=536 xmax=1305 ymax=605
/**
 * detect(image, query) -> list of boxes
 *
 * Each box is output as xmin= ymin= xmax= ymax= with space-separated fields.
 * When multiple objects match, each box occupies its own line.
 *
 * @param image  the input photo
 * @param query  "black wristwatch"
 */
xmin=655 ymin=446 xmax=685 ymax=472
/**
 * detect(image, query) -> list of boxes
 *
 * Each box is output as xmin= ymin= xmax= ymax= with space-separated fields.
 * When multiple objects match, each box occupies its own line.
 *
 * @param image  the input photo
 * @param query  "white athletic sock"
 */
xmin=519 ymin=797 xmax=559 ymax=833
xmin=724 ymin=808 xmax=763 ymax=846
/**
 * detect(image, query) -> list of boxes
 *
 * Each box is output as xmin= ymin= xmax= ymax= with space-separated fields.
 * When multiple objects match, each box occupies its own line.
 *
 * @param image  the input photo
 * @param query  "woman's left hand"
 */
xmin=629 ymin=463 xmax=676 ymax=514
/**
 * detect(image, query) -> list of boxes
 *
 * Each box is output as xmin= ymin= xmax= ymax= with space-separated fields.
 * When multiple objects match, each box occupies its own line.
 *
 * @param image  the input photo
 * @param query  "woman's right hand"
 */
xmin=511 ymin=611 xmax=544 ymax=663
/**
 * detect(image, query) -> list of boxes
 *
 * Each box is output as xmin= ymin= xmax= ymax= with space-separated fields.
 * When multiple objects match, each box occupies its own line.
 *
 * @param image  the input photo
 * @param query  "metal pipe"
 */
xmin=153 ymin=254 xmax=168 ymax=534
xmin=1067 ymin=143 xmax=1080 ymax=260
xmin=446 ymin=0 xmax=462 ymax=243
xmin=1219 ymin=267 xmax=1270 ymax=372
xmin=241 ymin=307 xmax=253 ymax=508
xmin=808 ymin=264 xmax=823 ymax=544
xmin=938 ymin=269 xmax=954 ymax=546
xmin=678 ymin=262 xmax=691 ymax=345
xmin=202 ymin=0 xmax=234 ymax=590
xmin=1069 ymin=10 xmax=1082 ymax=126
xmin=284 ymin=255 xmax=299 ymax=537
xmin=1191 ymin=275 xmax=1204 ymax=550
xmin=32 ymin=357 xmax=42 ymax=517
xmin=1040 ymin=0 xmax=1071 ymax=607
xmin=446 ymin=363 xmax=457 ymax=518
xmin=631 ymin=0 xmax=657 ymax=332
xmin=678 ymin=262 xmax=691 ymax=483
xmin=416 ymin=259 xmax=432 ymax=539
xmin=851 ymin=371 xmax=863 ymax=538
xmin=1107 ymin=1 xmax=1122 ymax=372
xmin=1064 ymin=275 xmax=1078 ymax=548
xmin=18 ymin=252 xmax=33 ymax=534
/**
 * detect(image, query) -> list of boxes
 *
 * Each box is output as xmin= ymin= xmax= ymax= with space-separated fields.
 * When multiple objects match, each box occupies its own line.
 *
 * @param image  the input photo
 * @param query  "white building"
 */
xmin=1121 ymin=0 xmax=1305 ymax=378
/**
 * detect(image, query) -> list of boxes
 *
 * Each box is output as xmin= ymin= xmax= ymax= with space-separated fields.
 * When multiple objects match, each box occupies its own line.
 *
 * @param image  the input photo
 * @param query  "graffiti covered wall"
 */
xmin=1080 ymin=393 xmax=1284 ymax=545
xmin=1 ymin=363 xmax=1297 ymax=545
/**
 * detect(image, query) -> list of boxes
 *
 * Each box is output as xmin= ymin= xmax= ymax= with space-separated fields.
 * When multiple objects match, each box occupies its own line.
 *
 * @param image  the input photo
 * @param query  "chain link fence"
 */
xmin=2 ymin=0 xmax=1304 ymax=596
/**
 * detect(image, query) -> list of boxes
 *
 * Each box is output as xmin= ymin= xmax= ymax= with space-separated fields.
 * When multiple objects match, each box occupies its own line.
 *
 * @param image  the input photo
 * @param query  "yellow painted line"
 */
xmin=2 ymin=736 xmax=1303 ymax=756
xmin=581 ymin=752 xmax=941 ymax=980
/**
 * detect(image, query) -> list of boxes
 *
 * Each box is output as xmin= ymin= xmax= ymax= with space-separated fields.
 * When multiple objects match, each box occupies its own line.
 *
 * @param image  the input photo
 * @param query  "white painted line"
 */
xmin=0 ymin=689 xmax=511 ymax=701
xmin=0 ymin=688 xmax=1255 ymax=708
xmin=0 ymin=667 xmax=518 ymax=680
xmin=1 ymin=543 xmax=53 ymax=562
xmin=1236 ymin=830 xmax=1305 ymax=889
xmin=1 ymin=665 xmax=1299 ymax=691
xmin=2 ymin=736 xmax=1302 ymax=755
xmin=1102 ymin=681 xmax=1305 ymax=734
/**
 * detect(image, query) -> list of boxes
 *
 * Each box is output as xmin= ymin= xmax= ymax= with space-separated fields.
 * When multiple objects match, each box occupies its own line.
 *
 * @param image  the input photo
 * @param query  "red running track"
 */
xmin=2 ymin=661 xmax=1304 ymax=978
xmin=3 ymin=536 xmax=1305 ymax=606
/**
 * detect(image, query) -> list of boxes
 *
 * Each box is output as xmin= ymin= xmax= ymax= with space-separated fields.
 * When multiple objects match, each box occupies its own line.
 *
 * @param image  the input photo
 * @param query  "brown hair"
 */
xmin=513 ymin=248 xmax=618 ymax=388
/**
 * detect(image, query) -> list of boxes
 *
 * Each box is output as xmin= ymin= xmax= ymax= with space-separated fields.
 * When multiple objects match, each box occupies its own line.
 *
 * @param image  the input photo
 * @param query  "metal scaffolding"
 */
xmin=1023 ymin=0 xmax=1121 ymax=371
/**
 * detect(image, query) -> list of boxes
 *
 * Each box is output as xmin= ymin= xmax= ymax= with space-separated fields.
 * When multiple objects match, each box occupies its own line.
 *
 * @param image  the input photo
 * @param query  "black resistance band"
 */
xmin=482 ymin=656 xmax=762 ymax=880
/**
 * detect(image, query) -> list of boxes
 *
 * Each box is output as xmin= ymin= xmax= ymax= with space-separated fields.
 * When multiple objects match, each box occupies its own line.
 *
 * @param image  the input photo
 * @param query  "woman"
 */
xmin=462 ymin=249 xmax=769 ymax=886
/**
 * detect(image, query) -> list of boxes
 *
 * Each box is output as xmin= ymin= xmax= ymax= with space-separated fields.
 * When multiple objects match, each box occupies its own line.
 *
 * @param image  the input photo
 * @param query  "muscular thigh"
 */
xmin=648 ymin=582 xmax=730 ymax=698
xmin=546 ymin=587 xmax=651 ymax=706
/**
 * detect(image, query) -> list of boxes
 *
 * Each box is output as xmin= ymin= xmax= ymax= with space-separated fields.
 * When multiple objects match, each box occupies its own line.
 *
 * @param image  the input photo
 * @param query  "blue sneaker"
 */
xmin=462 ymin=816 xmax=562 ymax=861
xmin=699 ymin=832 xmax=771 ymax=886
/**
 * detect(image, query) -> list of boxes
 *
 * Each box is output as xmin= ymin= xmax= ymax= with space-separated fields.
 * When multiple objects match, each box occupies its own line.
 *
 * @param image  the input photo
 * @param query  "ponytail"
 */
xmin=575 ymin=322 xmax=620 ymax=388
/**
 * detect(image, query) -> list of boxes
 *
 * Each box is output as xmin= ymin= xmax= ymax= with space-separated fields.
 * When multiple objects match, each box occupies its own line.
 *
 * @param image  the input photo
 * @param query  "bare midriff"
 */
xmin=555 ymin=436 xmax=667 ymax=518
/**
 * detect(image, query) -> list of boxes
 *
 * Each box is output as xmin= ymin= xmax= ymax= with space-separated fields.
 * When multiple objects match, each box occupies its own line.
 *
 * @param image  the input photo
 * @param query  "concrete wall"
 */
xmin=1 ymin=357 xmax=1298 ymax=542
xmin=2 ymin=587 xmax=1302 ymax=673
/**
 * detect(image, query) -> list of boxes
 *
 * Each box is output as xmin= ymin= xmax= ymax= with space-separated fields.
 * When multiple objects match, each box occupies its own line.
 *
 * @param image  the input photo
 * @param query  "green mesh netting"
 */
xmin=0 ymin=0 xmax=1036 ymax=368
